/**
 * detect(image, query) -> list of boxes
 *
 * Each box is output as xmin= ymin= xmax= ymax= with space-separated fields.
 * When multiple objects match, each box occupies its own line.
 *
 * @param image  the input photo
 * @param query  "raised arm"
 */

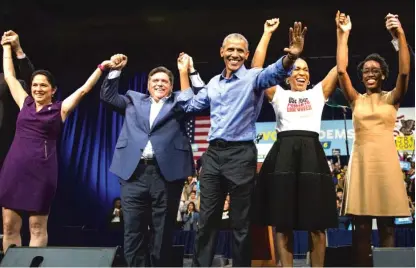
xmin=252 ymin=19 xmax=280 ymax=101
xmin=176 ymin=53 xmax=210 ymax=113
xmin=336 ymin=11 xmax=359 ymax=103
xmin=177 ymin=85 xmax=210 ymax=113
xmin=178 ymin=52 xmax=192 ymax=91
xmin=100 ymin=54 xmax=130 ymax=113
xmin=251 ymin=18 xmax=280 ymax=68
xmin=255 ymin=22 xmax=307 ymax=91
xmin=385 ymin=14 xmax=410 ymax=105
xmin=61 ymin=60 xmax=114 ymax=122
xmin=4 ymin=30 xmax=34 ymax=92
xmin=1 ymin=41 xmax=28 ymax=109
xmin=321 ymin=66 xmax=338 ymax=99
xmin=17 ymin=57 xmax=34 ymax=93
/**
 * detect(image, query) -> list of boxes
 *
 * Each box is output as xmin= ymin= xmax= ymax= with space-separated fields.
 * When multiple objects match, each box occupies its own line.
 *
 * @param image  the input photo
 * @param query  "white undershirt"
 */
xmin=271 ymin=82 xmax=326 ymax=134
xmin=108 ymin=70 xmax=169 ymax=159
xmin=111 ymin=208 xmax=121 ymax=223
xmin=141 ymin=97 xmax=168 ymax=158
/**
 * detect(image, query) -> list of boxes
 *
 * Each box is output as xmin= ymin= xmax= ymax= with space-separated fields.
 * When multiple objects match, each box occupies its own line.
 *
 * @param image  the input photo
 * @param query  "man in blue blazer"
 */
xmin=100 ymin=54 xmax=194 ymax=267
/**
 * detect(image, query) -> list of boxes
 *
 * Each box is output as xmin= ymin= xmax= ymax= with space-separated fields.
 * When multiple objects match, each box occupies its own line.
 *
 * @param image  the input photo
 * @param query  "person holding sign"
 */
xmin=336 ymin=11 xmax=410 ymax=266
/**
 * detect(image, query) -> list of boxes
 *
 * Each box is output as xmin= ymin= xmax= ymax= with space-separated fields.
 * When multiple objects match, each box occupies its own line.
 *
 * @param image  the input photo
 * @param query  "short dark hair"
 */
xmin=112 ymin=197 xmax=121 ymax=206
xmin=31 ymin=69 xmax=56 ymax=88
xmin=357 ymin=53 xmax=389 ymax=81
xmin=148 ymin=66 xmax=174 ymax=85
xmin=336 ymin=188 xmax=344 ymax=193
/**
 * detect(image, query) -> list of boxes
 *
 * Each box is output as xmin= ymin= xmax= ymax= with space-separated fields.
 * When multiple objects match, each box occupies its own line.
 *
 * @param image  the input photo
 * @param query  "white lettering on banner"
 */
xmin=319 ymin=129 xmax=355 ymax=140
xmin=348 ymin=129 xmax=355 ymax=139
xmin=335 ymin=129 xmax=346 ymax=139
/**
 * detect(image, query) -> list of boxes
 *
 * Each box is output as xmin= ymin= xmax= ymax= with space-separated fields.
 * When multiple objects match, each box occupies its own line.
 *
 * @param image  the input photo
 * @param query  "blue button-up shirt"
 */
xmin=178 ymin=57 xmax=291 ymax=142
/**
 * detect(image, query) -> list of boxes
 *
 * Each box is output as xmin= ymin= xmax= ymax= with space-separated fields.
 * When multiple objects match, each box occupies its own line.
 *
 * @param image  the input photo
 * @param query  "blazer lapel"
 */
xmin=139 ymin=98 xmax=151 ymax=133
xmin=150 ymin=96 xmax=174 ymax=131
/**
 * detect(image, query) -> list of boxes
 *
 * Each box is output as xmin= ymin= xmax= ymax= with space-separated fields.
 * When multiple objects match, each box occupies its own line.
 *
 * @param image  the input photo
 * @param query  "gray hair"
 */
xmin=222 ymin=33 xmax=249 ymax=50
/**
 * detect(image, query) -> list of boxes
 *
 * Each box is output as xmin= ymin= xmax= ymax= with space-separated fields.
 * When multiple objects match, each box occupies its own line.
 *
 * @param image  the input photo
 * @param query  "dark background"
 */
xmin=0 ymin=1 xmax=414 ymax=122
xmin=0 ymin=0 xmax=414 ymax=228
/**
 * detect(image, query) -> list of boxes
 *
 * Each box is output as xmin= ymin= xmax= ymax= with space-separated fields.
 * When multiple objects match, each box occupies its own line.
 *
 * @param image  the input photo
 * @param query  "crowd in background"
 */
xmin=109 ymin=149 xmax=416 ymax=230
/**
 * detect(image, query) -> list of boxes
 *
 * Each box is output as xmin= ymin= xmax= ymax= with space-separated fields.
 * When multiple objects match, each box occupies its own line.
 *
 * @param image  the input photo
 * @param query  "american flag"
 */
xmin=186 ymin=116 xmax=210 ymax=163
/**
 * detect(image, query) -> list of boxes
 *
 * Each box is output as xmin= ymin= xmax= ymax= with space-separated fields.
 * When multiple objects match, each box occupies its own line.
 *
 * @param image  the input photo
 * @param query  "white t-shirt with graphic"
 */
xmin=271 ymin=82 xmax=326 ymax=134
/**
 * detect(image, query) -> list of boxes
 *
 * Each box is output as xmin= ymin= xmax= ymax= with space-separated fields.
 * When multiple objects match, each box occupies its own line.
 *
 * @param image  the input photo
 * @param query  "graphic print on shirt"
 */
xmin=287 ymin=97 xmax=312 ymax=112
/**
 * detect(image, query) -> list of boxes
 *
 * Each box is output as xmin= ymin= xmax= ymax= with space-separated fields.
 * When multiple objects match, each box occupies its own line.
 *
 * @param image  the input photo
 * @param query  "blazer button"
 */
xmin=148 ymin=133 xmax=151 ymax=137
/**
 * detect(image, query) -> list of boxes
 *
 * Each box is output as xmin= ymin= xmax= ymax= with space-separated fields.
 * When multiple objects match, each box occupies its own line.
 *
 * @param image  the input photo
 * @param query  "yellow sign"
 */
xmin=395 ymin=136 xmax=415 ymax=151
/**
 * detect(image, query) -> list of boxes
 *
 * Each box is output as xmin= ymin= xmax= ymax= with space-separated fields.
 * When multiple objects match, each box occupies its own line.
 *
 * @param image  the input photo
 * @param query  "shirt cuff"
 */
xmin=391 ymin=39 xmax=399 ymax=51
xmin=190 ymin=73 xmax=205 ymax=88
xmin=275 ymin=56 xmax=293 ymax=77
xmin=177 ymin=87 xmax=194 ymax=102
xmin=108 ymin=70 xmax=122 ymax=79
xmin=16 ymin=53 xmax=26 ymax=59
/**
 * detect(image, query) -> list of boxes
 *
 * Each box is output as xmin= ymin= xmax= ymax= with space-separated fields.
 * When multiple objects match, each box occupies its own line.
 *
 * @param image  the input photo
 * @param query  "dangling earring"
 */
xmin=286 ymin=79 xmax=289 ymax=85
xmin=307 ymin=81 xmax=310 ymax=85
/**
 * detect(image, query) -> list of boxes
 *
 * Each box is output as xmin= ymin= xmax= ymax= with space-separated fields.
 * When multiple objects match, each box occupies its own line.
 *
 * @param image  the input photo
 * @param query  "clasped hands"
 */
xmin=100 ymin=54 xmax=128 ymax=71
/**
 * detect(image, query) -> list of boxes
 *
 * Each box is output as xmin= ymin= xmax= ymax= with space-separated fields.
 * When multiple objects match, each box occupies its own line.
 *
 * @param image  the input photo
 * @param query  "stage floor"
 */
xmin=182 ymin=257 xmax=309 ymax=267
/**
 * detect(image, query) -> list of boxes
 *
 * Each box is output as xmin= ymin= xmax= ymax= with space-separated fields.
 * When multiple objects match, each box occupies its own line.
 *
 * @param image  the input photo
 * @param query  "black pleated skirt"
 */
xmin=253 ymin=130 xmax=338 ymax=231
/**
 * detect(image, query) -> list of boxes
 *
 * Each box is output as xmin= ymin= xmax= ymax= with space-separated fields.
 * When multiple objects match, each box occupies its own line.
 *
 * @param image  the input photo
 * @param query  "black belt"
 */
xmin=139 ymin=158 xmax=157 ymax=165
xmin=209 ymin=139 xmax=253 ymax=148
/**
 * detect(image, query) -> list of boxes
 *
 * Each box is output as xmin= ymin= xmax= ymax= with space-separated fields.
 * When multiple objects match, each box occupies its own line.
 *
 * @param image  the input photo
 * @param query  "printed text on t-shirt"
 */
xmin=287 ymin=97 xmax=312 ymax=112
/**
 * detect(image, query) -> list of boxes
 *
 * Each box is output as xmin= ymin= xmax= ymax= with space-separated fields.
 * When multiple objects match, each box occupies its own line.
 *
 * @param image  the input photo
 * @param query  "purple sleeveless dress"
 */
xmin=0 ymin=96 xmax=63 ymax=214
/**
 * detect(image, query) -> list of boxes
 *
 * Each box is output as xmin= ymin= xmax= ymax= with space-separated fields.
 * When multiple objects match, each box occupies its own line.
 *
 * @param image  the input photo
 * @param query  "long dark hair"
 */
xmin=187 ymin=201 xmax=198 ymax=213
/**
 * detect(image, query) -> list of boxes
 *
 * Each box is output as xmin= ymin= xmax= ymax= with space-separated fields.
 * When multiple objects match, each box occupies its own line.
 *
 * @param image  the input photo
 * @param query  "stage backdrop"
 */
xmin=51 ymin=73 xmax=148 ymax=228
xmin=255 ymin=107 xmax=415 ymax=161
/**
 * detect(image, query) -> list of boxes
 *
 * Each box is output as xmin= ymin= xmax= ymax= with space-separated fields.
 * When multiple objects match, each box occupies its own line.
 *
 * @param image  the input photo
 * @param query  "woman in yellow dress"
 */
xmin=336 ymin=11 xmax=411 ymax=266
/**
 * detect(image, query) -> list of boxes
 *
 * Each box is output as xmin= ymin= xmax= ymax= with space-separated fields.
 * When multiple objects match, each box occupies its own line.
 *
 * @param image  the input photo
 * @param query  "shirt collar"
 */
xmin=220 ymin=64 xmax=248 ymax=80
xmin=149 ymin=93 xmax=172 ymax=104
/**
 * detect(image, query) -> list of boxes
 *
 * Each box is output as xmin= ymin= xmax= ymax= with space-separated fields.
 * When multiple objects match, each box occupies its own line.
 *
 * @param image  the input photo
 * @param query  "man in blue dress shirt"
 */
xmin=177 ymin=22 xmax=307 ymax=266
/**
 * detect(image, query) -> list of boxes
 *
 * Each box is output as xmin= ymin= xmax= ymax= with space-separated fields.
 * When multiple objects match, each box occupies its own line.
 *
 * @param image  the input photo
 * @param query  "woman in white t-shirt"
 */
xmin=258 ymin=59 xmax=338 ymax=267
xmin=250 ymin=27 xmax=339 ymax=266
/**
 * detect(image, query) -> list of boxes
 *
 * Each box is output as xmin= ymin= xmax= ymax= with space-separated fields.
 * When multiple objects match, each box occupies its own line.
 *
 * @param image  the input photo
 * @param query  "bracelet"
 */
xmin=97 ymin=64 xmax=106 ymax=72
xmin=189 ymin=70 xmax=198 ymax=76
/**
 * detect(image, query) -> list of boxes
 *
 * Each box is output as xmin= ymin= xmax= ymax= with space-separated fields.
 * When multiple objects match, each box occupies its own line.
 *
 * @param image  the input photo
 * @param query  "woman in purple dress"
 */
xmin=0 ymin=31 xmax=115 ymax=251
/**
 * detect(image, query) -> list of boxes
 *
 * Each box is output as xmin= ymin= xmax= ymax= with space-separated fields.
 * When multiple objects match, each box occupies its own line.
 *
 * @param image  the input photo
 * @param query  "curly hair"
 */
xmin=357 ymin=53 xmax=389 ymax=81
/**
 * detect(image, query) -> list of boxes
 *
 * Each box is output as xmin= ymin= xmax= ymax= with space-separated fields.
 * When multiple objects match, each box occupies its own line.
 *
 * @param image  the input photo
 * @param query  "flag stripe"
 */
xmin=196 ymin=120 xmax=210 ymax=125
xmin=195 ymin=128 xmax=210 ymax=133
xmin=185 ymin=115 xmax=211 ymax=164
xmin=195 ymin=135 xmax=208 ymax=141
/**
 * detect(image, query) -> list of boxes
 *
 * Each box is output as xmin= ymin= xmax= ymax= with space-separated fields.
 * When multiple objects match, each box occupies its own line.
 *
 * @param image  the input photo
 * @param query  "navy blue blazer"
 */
xmin=100 ymin=74 xmax=194 ymax=181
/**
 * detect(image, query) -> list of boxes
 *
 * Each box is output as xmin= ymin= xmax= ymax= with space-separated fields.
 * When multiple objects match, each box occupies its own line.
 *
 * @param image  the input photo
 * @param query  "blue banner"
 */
xmin=255 ymin=120 xmax=354 ymax=157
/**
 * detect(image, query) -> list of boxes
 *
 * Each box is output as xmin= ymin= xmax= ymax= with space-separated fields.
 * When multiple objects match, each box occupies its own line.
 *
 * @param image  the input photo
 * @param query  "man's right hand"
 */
xmin=336 ymin=11 xmax=352 ymax=34
xmin=177 ymin=52 xmax=191 ymax=73
xmin=264 ymin=18 xmax=280 ymax=34
xmin=188 ymin=56 xmax=196 ymax=73
xmin=110 ymin=54 xmax=128 ymax=70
